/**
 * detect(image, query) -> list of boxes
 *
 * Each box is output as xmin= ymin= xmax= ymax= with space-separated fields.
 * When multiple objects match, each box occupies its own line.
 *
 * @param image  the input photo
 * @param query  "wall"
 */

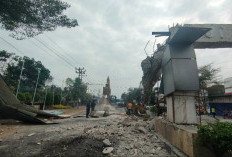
xmin=154 ymin=118 xmax=214 ymax=157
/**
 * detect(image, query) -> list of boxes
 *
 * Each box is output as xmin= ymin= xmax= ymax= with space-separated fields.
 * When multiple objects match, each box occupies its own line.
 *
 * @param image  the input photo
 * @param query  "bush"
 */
xmin=45 ymin=92 xmax=53 ymax=106
xmin=53 ymin=104 xmax=71 ymax=109
xmin=24 ymin=92 xmax=32 ymax=104
xmin=17 ymin=92 xmax=25 ymax=102
xmin=196 ymin=121 xmax=232 ymax=157
xmin=54 ymin=94 xmax=61 ymax=105
xmin=150 ymin=106 xmax=157 ymax=113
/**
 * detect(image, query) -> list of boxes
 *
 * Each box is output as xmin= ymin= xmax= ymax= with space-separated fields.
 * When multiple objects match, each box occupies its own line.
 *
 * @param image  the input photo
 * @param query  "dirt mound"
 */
xmin=38 ymin=136 xmax=106 ymax=157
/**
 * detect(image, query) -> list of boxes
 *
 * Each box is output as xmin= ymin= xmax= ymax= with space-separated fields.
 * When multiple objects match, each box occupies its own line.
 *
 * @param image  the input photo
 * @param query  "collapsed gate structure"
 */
xmin=0 ymin=76 xmax=60 ymax=124
xmin=141 ymin=24 xmax=232 ymax=124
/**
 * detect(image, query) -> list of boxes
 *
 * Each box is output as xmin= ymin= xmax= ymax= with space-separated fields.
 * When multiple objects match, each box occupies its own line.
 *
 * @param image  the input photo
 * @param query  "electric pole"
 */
xmin=60 ymin=80 xmax=64 ymax=104
xmin=32 ymin=68 xmax=41 ymax=106
xmin=16 ymin=60 xmax=25 ymax=98
xmin=75 ymin=67 xmax=86 ymax=80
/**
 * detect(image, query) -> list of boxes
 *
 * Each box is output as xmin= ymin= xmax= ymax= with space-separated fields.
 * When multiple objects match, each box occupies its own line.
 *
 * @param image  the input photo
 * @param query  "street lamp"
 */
xmin=32 ymin=68 xmax=41 ymax=106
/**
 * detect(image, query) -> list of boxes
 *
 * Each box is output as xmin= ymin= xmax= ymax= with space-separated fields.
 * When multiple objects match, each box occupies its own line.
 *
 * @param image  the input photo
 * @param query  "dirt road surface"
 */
xmin=0 ymin=105 xmax=175 ymax=157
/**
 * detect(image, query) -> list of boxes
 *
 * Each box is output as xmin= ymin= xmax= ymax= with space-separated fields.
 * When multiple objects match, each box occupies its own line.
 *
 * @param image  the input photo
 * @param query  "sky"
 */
xmin=0 ymin=0 xmax=232 ymax=98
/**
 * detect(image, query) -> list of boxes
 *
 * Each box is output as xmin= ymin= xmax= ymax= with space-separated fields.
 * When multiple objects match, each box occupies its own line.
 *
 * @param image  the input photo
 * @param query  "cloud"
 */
xmin=1 ymin=0 xmax=232 ymax=97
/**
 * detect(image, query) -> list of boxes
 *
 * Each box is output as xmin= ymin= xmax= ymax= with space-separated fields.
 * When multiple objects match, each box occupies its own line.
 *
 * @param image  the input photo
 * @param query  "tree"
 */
xmin=3 ymin=56 xmax=51 ymax=93
xmin=198 ymin=63 xmax=221 ymax=109
xmin=0 ymin=0 xmax=78 ymax=39
xmin=24 ymin=92 xmax=32 ymax=104
xmin=17 ymin=92 xmax=25 ymax=102
xmin=199 ymin=63 xmax=221 ymax=90
xmin=45 ymin=91 xmax=53 ymax=107
xmin=63 ymin=77 xmax=89 ymax=104
xmin=0 ymin=50 xmax=16 ymax=74
xmin=121 ymin=88 xmax=142 ymax=104
xmin=54 ymin=94 xmax=61 ymax=105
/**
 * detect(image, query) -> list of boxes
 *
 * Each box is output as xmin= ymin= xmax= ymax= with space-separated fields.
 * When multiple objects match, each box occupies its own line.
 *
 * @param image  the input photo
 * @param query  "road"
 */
xmin=0 ymin=105 xmax=175 ymax=157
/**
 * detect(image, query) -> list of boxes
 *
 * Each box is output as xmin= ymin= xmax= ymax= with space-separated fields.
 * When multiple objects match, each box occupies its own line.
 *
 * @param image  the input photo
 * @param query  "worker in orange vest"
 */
xmin=127 ymin=102 xmax=133 ymax=115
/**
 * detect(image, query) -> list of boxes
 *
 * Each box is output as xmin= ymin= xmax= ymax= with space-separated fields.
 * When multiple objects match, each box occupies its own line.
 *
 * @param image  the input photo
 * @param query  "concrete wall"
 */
xmin=154 ymin=118 xmax=215 ymax=157
xmin=166 ymin=91 xmax=197 ymax=124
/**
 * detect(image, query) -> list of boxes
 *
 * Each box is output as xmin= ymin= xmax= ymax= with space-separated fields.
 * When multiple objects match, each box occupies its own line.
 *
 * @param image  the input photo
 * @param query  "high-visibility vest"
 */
xmin=212 ymin=108 xmax=215 ymax=113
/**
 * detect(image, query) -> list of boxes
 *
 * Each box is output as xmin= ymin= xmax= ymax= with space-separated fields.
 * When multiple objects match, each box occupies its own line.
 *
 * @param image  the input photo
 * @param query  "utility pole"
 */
xmin=75 ymin=67 xmax=86 ymax=80
xmin=43 ymin=77 xmax=52 ymax=110
xmin=60 ymin=80 xmax=64 ymax=104
xmin=32 ymin=68 xmax=41 ymax=106
xmin=43 ymin=86 xmax=47 ymax=110
xmin=16 ymin=60 xmax=25 ymax=98
xmin=52 ymin=84 xmax=55 ymax=106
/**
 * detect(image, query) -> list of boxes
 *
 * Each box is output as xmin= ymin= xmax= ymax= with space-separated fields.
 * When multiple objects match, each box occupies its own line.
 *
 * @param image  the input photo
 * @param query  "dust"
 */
xmin=95 ymin=103 xmax=124 ymax=113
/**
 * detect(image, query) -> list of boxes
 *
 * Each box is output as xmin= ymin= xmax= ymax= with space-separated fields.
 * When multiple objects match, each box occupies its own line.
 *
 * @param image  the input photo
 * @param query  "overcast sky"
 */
xmin=0 ymin=0 xmax=232 ymax=98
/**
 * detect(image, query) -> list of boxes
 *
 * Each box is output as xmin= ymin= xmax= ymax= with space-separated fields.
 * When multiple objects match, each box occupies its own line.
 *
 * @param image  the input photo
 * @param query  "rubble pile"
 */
xmin=83 ymin=115 xmax=171 ymax=156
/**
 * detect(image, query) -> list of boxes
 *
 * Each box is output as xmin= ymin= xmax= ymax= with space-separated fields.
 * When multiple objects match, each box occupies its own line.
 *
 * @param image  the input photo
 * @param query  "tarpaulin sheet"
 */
xmin=209 ymin=103 xmax=232 ymax=116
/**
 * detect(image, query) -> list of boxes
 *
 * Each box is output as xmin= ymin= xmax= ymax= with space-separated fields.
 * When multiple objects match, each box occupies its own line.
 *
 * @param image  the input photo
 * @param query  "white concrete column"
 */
xmin=166 ymin=91 xmax=197 ymax=124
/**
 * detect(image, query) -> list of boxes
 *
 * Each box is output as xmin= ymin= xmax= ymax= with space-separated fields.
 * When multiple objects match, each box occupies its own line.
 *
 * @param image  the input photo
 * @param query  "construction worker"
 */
xmin=211 ymin=107 xmax=216 ymax=118
xmin=127 ymin=102 xmax=133 ymax=115
xmin=90 ymin=99 xmax=96 ymax=116
xmin=86 ymin=100 xmax=91 ymax=118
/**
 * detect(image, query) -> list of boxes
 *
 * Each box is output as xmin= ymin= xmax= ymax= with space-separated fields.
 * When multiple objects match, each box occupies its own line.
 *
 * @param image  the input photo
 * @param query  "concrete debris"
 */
xmin=0 ymin=139 xmax=2 ymax=142
xmin=0 ymin=145 xmax=8 ymax=150
xmin=102 ymin=147 xmax=114 ymax=154
xmin=83 ymin=127 xmax=91 ymax=133
xmin=103 ymin=139 xmax=111 ymax=146
xmin=28 ymin=133 xmax=35 ymax=137
xmin=79 ymin=115 xmax=173 ymax=157
xmin=156 ymin=147 xmax=162 ymax=151
xmin=137 ymin=127 xmax=147 ymax=134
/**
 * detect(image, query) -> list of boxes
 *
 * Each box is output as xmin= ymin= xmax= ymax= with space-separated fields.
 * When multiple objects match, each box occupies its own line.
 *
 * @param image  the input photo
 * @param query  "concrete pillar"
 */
xmin=166 ymin=91 xmax=197 ymax=124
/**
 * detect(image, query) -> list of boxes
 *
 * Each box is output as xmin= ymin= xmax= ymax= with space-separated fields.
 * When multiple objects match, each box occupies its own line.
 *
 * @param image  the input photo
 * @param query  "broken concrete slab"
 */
xmin=0 ymin=76 xmax=61 ymax=124
xmin=28 ymin=133 xmax=36 ymax=137
xmin=103 ymin=147 xmax=114 ymax=154
xmin=103 ymin=139 xmax=111 ymax=146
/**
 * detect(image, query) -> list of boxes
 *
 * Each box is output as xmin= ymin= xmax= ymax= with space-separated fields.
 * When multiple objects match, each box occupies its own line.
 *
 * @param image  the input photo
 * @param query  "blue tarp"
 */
xmin=209 ymin=103 xmax=232 ymax=116
xmin=43 ymin=110 xmax=63 ymax=115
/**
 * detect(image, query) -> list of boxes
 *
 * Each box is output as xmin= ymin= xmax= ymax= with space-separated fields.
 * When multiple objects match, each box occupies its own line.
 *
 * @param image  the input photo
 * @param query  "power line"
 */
xmin=43 ymin=35 xmax=102 ymax=85
xmin=42 ymin=35 xmax=78 ymax=67
xmin=34 ymin=37 xmax=76 ymax=70
xmin=29 ymin=39 xmax=53 ymax=57
xmin=0 ymin=36 xmax=25 ymax=55
xmin=44 ymin=34 xmax=81 ymax=66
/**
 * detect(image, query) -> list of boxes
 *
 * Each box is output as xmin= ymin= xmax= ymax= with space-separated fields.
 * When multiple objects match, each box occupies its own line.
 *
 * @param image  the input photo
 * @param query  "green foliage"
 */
xmin=24 ymin=92 xmax=32 ymax=104
xmin=199 ymin=63 xmax=221 ymax=90
xmin=149 ymin=90 xmax=157 ymax=105
xmin=17 ymin=92 xmax=25 ymax=102
xmin=45 ymin=92 xmax=53 ymax=106
xmin=53 ymin=104 xmax=71 ymax=109
xmin=0 ymin=0 xmax=78 ymax=39
xmin=150 ymin=106 xmax=157 ymax=113
xmin=34 ymin=93 xmax=41 ymax=102
xmin=63 ymin=77 xmax=89 ymax=104
xmin=197 ymin=121 xmax=232 ymax=157
xmin=3 ymin=55 xmax=51 ymax=93
xmin=0 ymin=50 xmax=15 ymax=74
xmin=121 ymin=88 xmax=142 ymax=104
xmin=54 ymin=94 xmax=61 ymax=105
